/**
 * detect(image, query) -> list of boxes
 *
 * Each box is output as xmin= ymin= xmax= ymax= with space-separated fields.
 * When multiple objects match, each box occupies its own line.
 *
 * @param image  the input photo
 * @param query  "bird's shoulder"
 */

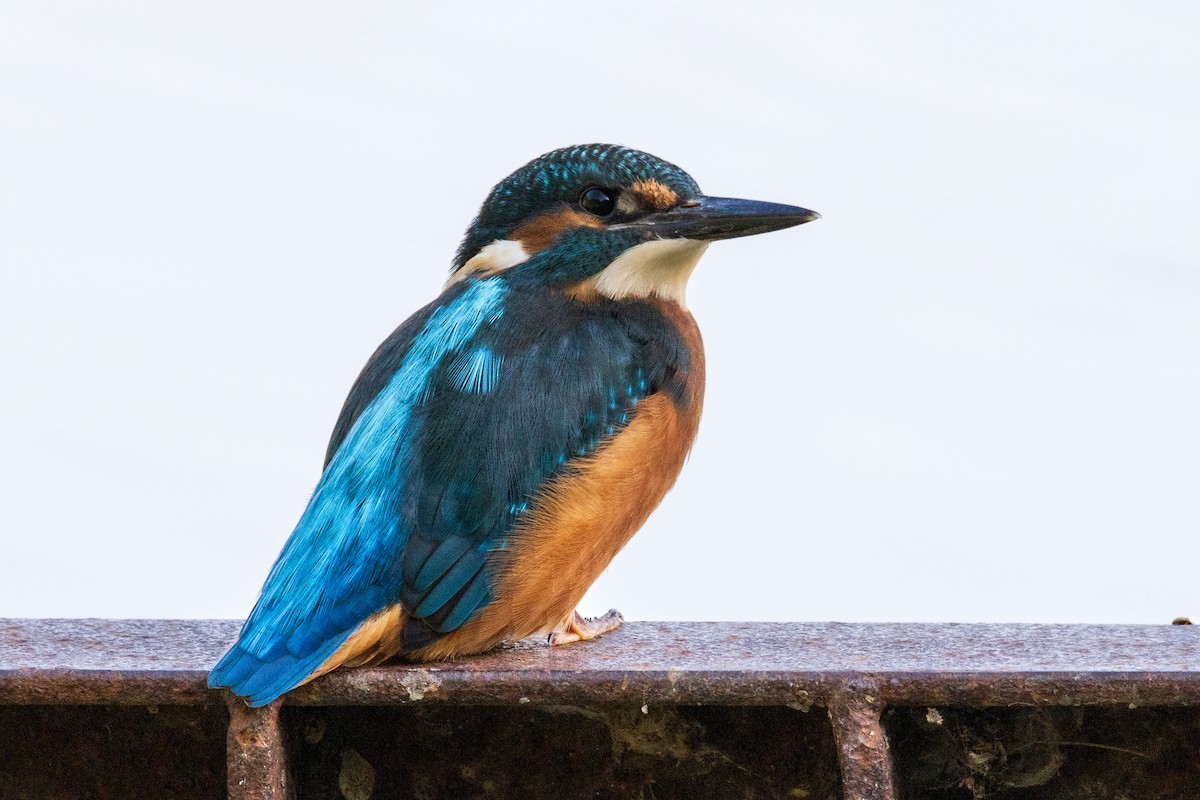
xmin=326 ymin=280 xmax=700 ymax=463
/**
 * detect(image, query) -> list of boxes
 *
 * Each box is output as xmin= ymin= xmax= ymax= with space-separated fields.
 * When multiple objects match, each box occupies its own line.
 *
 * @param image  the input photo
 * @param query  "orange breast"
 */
xmin=410 ymin=304 xmax=705 ymax=661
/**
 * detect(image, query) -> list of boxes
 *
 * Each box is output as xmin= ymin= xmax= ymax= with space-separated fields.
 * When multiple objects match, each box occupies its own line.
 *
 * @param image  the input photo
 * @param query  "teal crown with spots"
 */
xmin=454 ymin=144 xmax=702 ymax=270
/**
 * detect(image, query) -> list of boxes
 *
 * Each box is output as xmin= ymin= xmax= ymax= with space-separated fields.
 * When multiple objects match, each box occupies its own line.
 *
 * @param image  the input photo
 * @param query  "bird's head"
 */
xmin=449 ymin=144 xmax=818 ymax=306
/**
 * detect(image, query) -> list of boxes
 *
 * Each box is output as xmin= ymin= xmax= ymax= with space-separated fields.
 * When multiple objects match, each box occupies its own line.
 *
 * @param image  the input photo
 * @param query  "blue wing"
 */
xmin=209 ymin=279 xmax=505 ymax=704
xmin=390 ymin=287 xmax=695 ymax=648
xmin=209 ymin=277 xmax=693 ymax=705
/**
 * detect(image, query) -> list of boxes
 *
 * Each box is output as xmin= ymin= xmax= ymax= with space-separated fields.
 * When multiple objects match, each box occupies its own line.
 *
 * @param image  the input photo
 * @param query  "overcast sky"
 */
xmin=2 ymin=2 xmax=1198 ymax=624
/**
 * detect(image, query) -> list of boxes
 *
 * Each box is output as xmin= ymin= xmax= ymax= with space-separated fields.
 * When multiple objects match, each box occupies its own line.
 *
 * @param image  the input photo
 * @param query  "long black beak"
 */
xmin=633 ymin=196 xmax=820 ymax=241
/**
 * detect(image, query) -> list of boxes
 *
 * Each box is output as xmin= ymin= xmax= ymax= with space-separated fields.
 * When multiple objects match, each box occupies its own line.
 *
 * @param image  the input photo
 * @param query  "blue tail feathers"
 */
xmin=209 ymin=280 xmax=512 ymax=705
xmin=208 ymin=628 xmax=352 ymax=707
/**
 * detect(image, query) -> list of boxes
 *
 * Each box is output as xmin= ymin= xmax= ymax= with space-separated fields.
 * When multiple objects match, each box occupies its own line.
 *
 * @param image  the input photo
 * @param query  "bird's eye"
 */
xmin=580 ymin=187 xmax=617 ymax=217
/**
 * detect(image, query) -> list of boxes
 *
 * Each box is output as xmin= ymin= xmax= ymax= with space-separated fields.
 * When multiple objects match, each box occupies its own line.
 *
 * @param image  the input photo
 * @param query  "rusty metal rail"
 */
xmin=2 ymin=620 xmax=1198 ymax=799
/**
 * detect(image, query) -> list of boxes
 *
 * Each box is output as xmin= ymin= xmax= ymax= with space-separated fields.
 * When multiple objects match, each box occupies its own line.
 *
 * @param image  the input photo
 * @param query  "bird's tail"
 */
xmin=208 ymin=633 xmax=347 ymax=707
xmin=209 ymin=605 xmax=406 ymax=706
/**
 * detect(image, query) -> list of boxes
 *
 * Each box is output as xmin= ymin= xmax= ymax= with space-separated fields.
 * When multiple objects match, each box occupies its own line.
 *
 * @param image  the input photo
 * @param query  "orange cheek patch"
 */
xmin=558 ymin=280 xmax=602 ymax=303
xmin=630 ymin=179 xmax=679 ymax=211
xmin=511 ymin=208 xmax=604 ymax=255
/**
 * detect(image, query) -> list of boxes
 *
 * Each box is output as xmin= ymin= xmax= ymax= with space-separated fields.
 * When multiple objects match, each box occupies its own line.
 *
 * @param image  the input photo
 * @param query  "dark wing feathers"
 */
xmin=211 ymin=281 xmax=692 ymax=704
xmin=323 ymin=290 xmax=447 ymax=467
xmin=392 ymin=292 xmax=692 ymax=641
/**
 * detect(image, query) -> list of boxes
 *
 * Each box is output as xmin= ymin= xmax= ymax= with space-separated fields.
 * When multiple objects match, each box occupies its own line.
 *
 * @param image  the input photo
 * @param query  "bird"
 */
xmin=209 ymin=144 xmax=819 ymax=706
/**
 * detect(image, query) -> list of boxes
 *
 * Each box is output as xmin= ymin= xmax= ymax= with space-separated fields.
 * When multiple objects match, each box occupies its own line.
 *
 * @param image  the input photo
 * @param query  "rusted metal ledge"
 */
xmin=2 ymin=620 xmax=1199 ymax=799
xmin=3 ymin=620 xmax=1198 ymax=708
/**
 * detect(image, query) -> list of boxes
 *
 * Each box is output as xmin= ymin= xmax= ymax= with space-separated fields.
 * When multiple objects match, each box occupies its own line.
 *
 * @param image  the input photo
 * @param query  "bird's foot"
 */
xmin=547 ymin=608 xmax=624 ymax=647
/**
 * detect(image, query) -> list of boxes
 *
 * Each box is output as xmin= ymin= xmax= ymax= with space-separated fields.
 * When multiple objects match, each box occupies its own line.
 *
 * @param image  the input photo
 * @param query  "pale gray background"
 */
xmin=2 ymin=2 xmax=1197 ymax=623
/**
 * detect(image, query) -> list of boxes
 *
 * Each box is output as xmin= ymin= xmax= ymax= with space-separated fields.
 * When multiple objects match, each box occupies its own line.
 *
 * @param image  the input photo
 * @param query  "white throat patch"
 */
xmin=447 ymin=239 xmax=529 ymax=287
xmin=591 ymin=239 xmax=710 ymax=307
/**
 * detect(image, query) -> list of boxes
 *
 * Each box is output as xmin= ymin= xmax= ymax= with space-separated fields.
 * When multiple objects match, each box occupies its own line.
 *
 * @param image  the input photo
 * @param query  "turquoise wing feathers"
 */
xmin=208 ymin=279 xmax=507 ymax=705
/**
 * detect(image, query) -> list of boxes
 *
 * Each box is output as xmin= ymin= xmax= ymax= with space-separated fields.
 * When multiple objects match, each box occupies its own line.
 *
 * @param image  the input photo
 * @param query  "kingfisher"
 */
xmin=209 ymin=144 xmax=818 ymax=706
